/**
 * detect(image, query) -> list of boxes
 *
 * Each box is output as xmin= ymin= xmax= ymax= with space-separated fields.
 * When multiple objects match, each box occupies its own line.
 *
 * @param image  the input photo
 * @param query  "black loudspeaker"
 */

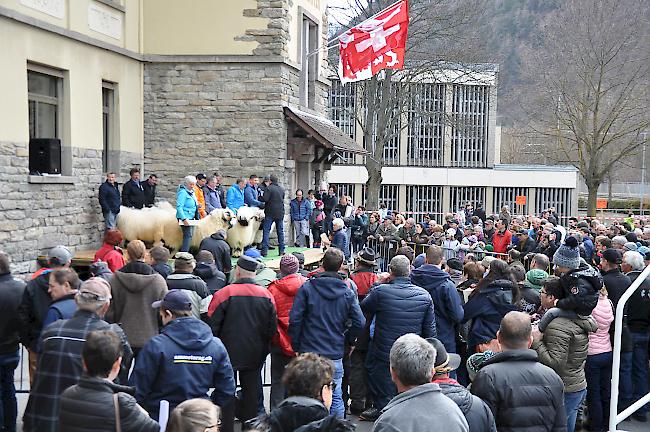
xmin=29 ymin=138 xmax=61 ymax=175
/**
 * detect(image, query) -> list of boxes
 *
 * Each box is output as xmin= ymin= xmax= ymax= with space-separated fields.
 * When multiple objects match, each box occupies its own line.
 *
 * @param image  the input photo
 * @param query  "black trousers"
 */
xmin=349 ymin=349 xmax=370 ymax=406
xmin=270 ymin=350 xmax=292 ymax=409
xmin=235 ymin=368 xmax=262 ymax=422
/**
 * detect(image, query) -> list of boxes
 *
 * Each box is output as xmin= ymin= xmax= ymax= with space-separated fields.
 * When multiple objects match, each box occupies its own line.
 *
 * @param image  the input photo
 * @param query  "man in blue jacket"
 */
xmin=411 ymin=245 xmax=464 ymax=354
xmin=288 ymin=248 xmax=365 ymax=419
xmin=244 ymin=175 xmax=263 ymax=207
xmin=290 ymin=189 xmax=311 ymax=247
xmin=130 ymin=290 xmax=236 ymax=431
xmin=360 ymin=255 xmax=436 ymax=420
xmin=98 ymin=172 xmax=120 ymax=230
xmin=226 ymin=178 xmax=246 ymax=213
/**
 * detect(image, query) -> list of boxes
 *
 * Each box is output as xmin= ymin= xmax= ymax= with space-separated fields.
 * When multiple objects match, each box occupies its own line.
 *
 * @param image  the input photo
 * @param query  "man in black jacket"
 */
xmin=58 ymin=330 xmax=159 ymax=432
xmin=472 ymin=203 xmax=486 ymax=223
xmin=0 ymin=252 xmax=26 ymax=432
xmin=471 ymin=311 xmax=566 ymax=432
xmin=199 ymin=229 xmax=233 ymax=280
xmin=259 ymin=174 xmax=286 ymax=257
xmin=141 ymin=173 xmax=157 ymax=207
xmin=98 ymin=172 xmax=121 ymax=230
xmin=121 ymin=168 xmax=145 ymax=209
xmin=600 ymin=248 xmax=631 ymax=306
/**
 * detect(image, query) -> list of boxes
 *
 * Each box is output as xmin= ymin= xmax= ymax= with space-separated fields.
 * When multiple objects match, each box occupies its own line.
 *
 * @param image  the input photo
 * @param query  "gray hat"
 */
xmin=624 ymin=242 xmax=638 ymax=252
xmin=553 ymin=236 xmax=580 ymax=269
xmin=48 ymin=245 xmax=73 ymax=266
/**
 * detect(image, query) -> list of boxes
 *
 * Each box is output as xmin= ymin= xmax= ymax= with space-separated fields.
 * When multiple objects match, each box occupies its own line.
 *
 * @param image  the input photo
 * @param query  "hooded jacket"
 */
xmin=18 ymin=271 xmax=53 ymax=351
xmin=588 ymin=293 xmax=613 ymax=355
xmin=59 ymin=376 xmax=159 ymax=432
xmin=194 ymin=262 xmax=227 ymax=294
xmin=166 ymin=273 xmax=209 ymax=319
xmin=244 ymin=396 xmax=328 ymax=432
xmin=361 ymin=277 xmax=436 ymax=362
xmin=433 ymin=377 xmax=496 ymax=432
xmin=289 ymin=272 xmax=365 ymax=360
xmin=463 ymin=280 xmax=517 ymax=348
xmin=108 ymin=266 xmax=168 ymax=348
xmin=208 ymin=279 xmax=277 ymax=370
xmin=532 ymin=315 xmax=598 ymax=392
xmin=470 ymin=349 xmax=566 ymax=432
xmin=557 ymin=262 xmax=601 ymax=316
xmin=94 ymin=243 xmax=125 ymax=273
xmin=411 ymin=264 xmax=464 ymax=353
xmin=176 ymin=185 xmax=198 ymax=221
xmin=268 ymin=273 xmax=307 ymax=356
xmin=130 ymin=317 xmax=234 ymax=418
xmin=0 ymin=273 xmax=26 ymax=354
xmin=199 ymin=231 xmax=233 ymax=275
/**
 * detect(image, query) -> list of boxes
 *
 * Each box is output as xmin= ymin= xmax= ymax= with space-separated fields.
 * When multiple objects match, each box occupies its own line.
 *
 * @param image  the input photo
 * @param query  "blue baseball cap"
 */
xmin=152 ymin=289 xmax=192 ymax=311
xmin=244 ymin=248 xmax=262 ymax=260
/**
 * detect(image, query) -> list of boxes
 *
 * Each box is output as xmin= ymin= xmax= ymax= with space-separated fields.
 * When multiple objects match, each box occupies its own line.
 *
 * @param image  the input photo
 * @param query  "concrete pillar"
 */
xmin=398 ymin=184 xmax=407 ymax=213
xmin=442 ymin=186 xmax=451 ymax=216
xmin=443 ymin=85 xmax=453 ymax=167
xmin=485 ymin=186 xmax=494 ymax=218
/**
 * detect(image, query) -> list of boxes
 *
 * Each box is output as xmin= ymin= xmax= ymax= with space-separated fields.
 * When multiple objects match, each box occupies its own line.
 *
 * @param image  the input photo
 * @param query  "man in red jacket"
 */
xmin=492 ymin=218 xmax=512 ymax=255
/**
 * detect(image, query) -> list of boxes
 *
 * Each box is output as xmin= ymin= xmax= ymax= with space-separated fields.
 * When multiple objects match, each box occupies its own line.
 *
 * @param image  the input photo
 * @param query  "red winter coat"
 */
xmin=492 ymin=230 xmax=512 ymax=255
xmin=350 ymin=269 xmax=379 ymax=299
xmin=94 ymin=243 xmax=125 ymax=273
xmin=268 ymin=273 xmax=307 ymax=356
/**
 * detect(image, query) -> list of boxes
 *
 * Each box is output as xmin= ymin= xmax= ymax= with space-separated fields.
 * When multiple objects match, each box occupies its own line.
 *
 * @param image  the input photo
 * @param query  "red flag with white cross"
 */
xmin=338 ymin=0 xmax=409 ymax=84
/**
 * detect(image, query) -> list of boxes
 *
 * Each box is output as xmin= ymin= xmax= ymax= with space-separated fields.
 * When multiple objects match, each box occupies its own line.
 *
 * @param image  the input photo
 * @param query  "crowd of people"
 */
xmin=1 ymin=178 xmax=649 ymax=432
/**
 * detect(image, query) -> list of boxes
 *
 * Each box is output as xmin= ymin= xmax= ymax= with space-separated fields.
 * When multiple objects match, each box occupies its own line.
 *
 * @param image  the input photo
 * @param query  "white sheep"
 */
xmin=226 ymin=206 xmax=265 ymax=257
xmin=190 ymin=208 xmax=234 ymax=249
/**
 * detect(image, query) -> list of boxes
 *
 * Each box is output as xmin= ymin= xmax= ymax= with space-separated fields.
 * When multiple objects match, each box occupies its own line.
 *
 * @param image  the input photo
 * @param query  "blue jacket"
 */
xmin=361 ymin=277 xmax=436 ymax=362
xmin=463 ymin=280 xmax=517 ymax=348
xmin=129 ymin=317 xmax=235 ymax=419
xmin=202 ymin=185 xmax=222 ymax=214
xmin=583 ymin=237 xmax=595 ymax=261
xmin=42 ymin=296 xmax=77 ymax=330
xmin=332 ymin=229 xmax=350 ymax=261
xmin=289 ymin=272 xmax=365 ymax=360
xmin=244 ymin=183 xmax=262 ymax=207
xmin=411 ymin=264 xmax=464 ymax=353
xmin=226 ymin=185 xmax=245 ymax=212
xmin=290 ymin=198 xmax=311 ymax=221
xmin=98 ymin=181 xmax=121 ymax=214
xmin=176 ymin=185 xmax=198 ymax=221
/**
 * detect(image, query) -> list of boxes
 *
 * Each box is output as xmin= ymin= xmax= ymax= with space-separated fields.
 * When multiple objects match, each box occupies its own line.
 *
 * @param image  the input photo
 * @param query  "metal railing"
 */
xmin=609 ymin=263 xmax=650 ymax=431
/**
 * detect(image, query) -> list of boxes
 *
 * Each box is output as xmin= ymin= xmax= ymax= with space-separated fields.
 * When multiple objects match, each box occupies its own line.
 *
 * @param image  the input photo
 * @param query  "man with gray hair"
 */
xmin=372 ymin=334 xmax=468 ymax=432
xmin=529 ymin=252 xmax=550 ymax=272
xmin=360 ymin=255 xmax=436 ymax=421
xmin=23 ymin=278 xmax=133 ymax=432
xmin=612 ymin=235 xmax=628 ymax=251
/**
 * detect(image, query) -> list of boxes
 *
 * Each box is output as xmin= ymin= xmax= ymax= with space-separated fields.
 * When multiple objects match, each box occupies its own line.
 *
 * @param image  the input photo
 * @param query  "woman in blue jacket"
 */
xmin=176 ymin=175 xmax=199 ymax=252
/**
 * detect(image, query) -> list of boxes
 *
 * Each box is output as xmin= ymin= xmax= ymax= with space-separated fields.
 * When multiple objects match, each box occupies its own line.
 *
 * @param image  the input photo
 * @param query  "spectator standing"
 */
xmin=291 ymin=189 xmax=312 ymax=248
xmin=42 ymin=268 xmax=80 ymax=329
xmin=492 ymin=219 xmax=512 ymax=255
xmin=23 ymin=278 xmax=133 ymax=432
xmin=149 ymin=245 xmax=172 ymax=279
xmin=360 ymin=255 xmax=436 ymax=421
xmin=58 ymin=330 xmax=159 ymax=432
xmin=350 ymin=248 xmax=379 ymax=301
xmin=166 ymin=252 xmax=209 ymax=319
xmin=599 ymin=248 xmax=631 ymax=307
xmin=515 ymin=230 xmax=537 ymax=255
xmin=260 ymin=174 xmax=286 ymax=257
xmin=213 ymin=172 xmax=228 ymax=208
xmin=372 ymin=334 xmax=468 ymax=432
xmin=93 ymin=229 xmax=125 ymax=272
xmin=207 ymin=256 xmax=277 ymax=423
xmin=267 ymin=254 xmax=307 ymax=408
xmin=167 ymin=399 xmax=220 ymax=432
xmin=176 ymin=175 xmax=199 ymax=253
xmin=377 ymin=216 xmax=399 ymax=243
xmin=0 ymin=252 xmax=25 ymax=432
xmin=289 ymin=248 xmax=365 ymax=418
xmin=226 ymin=178 xmax=246 ymax=213
xmin=529 ymin=253 xmax=550 ymax=272
xmin=194 ymin=250 xmax=227 ymax=294
xmin=141 ymin=174 xmax=158 ymax=207
xmin=244 ymin=175 xmax=263 ymax=208
xmin=516 ymin=269 xmax=545 ymax=315
xmin=203 ymin=175 xmax=223 ymax=214
xmin=321 ymin=186 xmax=338 ymax=218
xmin=98 ymin=172 xmax=121 ymax=230
xmin=130 ymin=290 xmax=235 ymax=429
xmin=310 ymin=200 xmax=326 ymax=248
xmin=411 ymin=245 xmax=464 ymax=354
xmin=351 ymin=206 xmax=369 ymax=253
xmin=473 ymin=203 xmax=486 ymax=223
xmin=199 ymin=229 xmax=233 ymax=280
xmin=194 ymin=173 xmax=207 ymax=219
xmin=397 ymin=218 xmax=416 ymax=245
xmin=107 ymin=240 xmax=167 ymax=357
xmin=325 ymin=218 xmax=350 ymax=262
xmin=122 ymin=168 xmax=145 ymax=209
xmin=18 ymin=245 xmax=72 ymax=382
xmin=483 ymin=219 xmax=496 ymax=243
xmin=471 ymin=311 xmax=566 ymax=431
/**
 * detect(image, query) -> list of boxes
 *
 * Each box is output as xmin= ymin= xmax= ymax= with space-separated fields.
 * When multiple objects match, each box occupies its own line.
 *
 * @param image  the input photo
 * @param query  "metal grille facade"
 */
xmin=329 ymin=80 xmax=356 ymax=164
xmin=451 ymin=85 xmax=489 ymax=167
xmin=450 ymin=186 xmax=486 ymax=214
xmin=406 ymin=185 xmax=443 ymax=223
xmin=407 ymin=83 xmax=445 ymax=166
xmin=333 ymin=183 xmax=355 ymax=204
xmin=493 ymin=187 xmax=529 ymax=215
xmin=535 ymin=188 xmax=572 ymax=224
xmin=380 ymin=184 xmax=399 ymax=212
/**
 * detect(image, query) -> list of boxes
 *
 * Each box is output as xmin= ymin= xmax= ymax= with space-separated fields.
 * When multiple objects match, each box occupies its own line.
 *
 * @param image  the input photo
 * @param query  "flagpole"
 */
xmin=306 ymin=0 xmax=405 ymax=58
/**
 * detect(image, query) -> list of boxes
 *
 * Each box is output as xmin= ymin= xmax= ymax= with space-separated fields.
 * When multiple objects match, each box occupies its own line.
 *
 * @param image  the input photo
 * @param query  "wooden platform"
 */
xmin=263 ymin=248 xmax=324 ymax=271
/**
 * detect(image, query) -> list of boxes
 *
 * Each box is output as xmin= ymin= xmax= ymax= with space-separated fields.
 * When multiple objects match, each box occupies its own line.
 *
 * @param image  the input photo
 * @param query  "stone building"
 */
xmin=1 ymin=0 xmax=362 ymax=273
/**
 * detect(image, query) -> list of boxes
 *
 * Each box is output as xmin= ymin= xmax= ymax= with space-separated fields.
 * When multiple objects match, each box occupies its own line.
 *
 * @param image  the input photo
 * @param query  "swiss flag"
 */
xmin=338 ymin=0 xmax=409 ymax=84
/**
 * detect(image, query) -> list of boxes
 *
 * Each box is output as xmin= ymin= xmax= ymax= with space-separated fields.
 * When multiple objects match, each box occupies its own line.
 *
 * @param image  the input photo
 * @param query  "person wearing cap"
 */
xmin=377 ymin=216 xmax=398 ymax=243
xmin=360 ymin=255 xmax=435 ymax=421
xmin=166 ymin=252 xmax=209 ymax=318
xmin=514 ymin=229 xmax=537 ymax=255
xmin=288 ymin=248 xmax=365 ymax=419
xmin=193 ymin=173 xmax=208 ymax=219
xmin=24 ymin=277 xmax=133 ymax=432
xmin=18 ymin=244 xmax=73 ymax=383
xmin=516 ymin=269 xmax=546 ymax=315
xmin=259 ymin=174 xmax=286 ymax=257
xmin=244 ymin=174 xmax=263 ymax=208
xmin=130 ymin=289 xmax=235 ymax=426
xmin=194 ymin=250 xmax=227 ymax=294
xmin=267 ymin=254 xmax=307 ymax=408
xmin=203 ymin=174 xmax=223 ymax=214
xmin=290 ymin=189 xmax=312 ymax=248
xmin=446 ymin=257 xmax=464 ymax=286
xmin=226 ymin=178 xmax=246 ymax=213
xmin=207 ymin=255 xmax=277 ymax=423
xmin=292 ymin=251 xmax=309 ymax=277
xmin=471 ymin=311 xmax=566 ymax=432
xmin=483 ymin=219 xmax=495 ymax=243
xmin=428 ymin=338 xmax=496 ymax=432
xmin=411 ymin=245 xmax=463 ymax=355
xmin=372 ymin=334 xmax=469 ymax=432
xmin=351 ymin=248 xmax=379 ymax=301
xmin=176 ymin=175 xmax=199 ymax=252
xmin=122 ymin=167 xmax=145 ymax=209
xmin=237 ymin=248 xmax=276 ymax=288
xmin=98 ymin=171 xmax=121 ymax=230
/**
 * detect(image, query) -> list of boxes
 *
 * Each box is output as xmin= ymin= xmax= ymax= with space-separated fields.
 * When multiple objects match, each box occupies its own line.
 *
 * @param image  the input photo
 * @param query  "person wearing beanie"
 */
xmin=266 ymin=254 xmax=307 ymax=408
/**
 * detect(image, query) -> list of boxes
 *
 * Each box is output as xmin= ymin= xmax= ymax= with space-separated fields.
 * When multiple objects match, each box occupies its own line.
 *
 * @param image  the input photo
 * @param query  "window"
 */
xmin=493 ymin=187 xmax=529 ymax=215
xmin=332 ymin=183 xmax=355 ymax=203
xmin=535 ymin=188 xmax=572 ymax=225
xmin=102 ymin=83 xmax=115 ymax=172
xmin=406 ymin=185 xmax=443 ymax=223
xmin=360 ymin=184 xmax=399 ymax=212
xmin=300 ymin=15 xmax=318 ymax=109
xmin=329 ymin=80 xmax=356 ymax=164
xmin=28 ymin=69 xmax=60 ymax=141
xmin=407 ymin=83 xmax=445 ymax=166
xmin=450 ymin=186 xmax=486 ymax=214
xmin=451 ymin=85 xmax=489 ymax=167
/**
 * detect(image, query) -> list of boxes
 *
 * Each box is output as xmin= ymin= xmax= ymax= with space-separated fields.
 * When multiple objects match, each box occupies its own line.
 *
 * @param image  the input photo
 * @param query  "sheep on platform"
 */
xmin=227 ymin=206 xmax=265 ymax=257
xmin=190 ymin=208 xmax=234 ymax=249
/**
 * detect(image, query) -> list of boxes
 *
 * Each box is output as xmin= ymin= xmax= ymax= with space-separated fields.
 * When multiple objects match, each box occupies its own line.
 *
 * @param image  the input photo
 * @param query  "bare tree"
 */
xmin=521 ymin=0 xmax=650 ymax=216
xmin=327 ymin=0 xmax=490 ymax=210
